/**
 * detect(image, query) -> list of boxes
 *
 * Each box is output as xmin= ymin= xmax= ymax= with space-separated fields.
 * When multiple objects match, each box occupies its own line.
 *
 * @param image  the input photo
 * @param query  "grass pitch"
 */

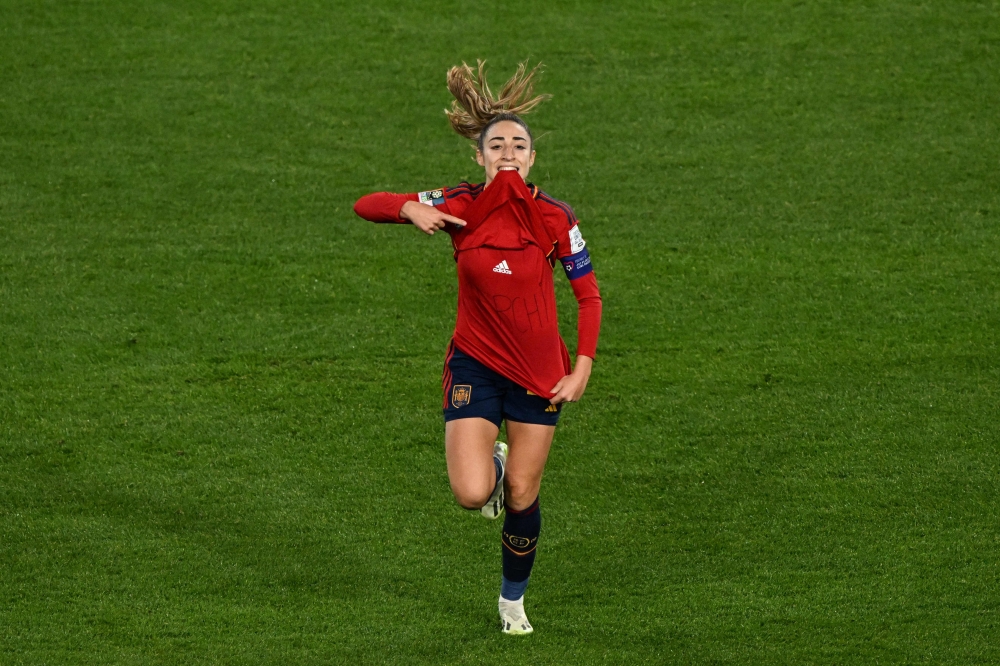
xmin=2 ymin=1 xmax=999 ymax=663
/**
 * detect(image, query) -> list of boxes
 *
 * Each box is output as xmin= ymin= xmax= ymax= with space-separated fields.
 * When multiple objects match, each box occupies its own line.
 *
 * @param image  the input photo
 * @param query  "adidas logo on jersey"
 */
xmin=493 ymin=260 xmax=512 ymax=275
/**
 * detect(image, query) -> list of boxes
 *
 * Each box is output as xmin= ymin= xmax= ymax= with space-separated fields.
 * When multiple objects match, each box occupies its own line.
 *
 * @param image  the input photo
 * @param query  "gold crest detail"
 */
xmin=509 ymin=535 xmax=531 ymax=548
xmin=451 ymin=384 xmax=472 ymax=408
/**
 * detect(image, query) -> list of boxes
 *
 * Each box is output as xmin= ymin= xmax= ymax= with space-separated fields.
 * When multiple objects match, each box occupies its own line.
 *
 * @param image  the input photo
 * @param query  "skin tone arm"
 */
xmin=549 ymin=355 xmax=592 ymax=405
xmin=400 ymin=200 xmax=466 ymax=235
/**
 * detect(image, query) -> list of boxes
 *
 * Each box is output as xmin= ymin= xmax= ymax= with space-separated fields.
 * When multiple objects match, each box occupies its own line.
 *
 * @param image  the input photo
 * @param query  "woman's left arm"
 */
xmin=549 ymin=272 xmax=602 ymax=405
xmin=549 ymin=355 xmax=593 ymax=405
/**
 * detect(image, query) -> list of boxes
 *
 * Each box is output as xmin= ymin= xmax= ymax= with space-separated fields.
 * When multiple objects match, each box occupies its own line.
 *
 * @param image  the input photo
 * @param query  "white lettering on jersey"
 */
xmin=569 ymin=225 xmax=586 ymax=254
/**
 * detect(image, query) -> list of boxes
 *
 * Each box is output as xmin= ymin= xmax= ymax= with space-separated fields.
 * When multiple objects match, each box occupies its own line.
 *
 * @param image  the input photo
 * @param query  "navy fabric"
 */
xmin=502 ymin=497 xmax=541 ymax=584
xmin=443 ymin=347 xmax=561 ymax=427
xmin=560 ymin=248 xmax=593 ymax=280
xmin=500 ymin=575 xmax=530 ymax=601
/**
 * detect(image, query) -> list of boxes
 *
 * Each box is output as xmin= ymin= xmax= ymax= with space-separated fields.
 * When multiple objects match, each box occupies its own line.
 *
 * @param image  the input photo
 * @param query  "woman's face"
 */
xmin=476 ymin=120 xmax=536 ymax=185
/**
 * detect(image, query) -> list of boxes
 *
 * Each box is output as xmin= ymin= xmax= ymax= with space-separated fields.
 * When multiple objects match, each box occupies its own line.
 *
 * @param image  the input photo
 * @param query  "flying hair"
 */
xmin=445 ymin=60 xmax=551 ymax=149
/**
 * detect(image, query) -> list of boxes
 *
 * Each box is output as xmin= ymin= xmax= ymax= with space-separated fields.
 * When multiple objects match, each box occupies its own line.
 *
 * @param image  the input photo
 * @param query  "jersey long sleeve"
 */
xmin=353 ymin=191 xmax=417 ymax=223
xmin=540 ymin=189 xmax=602 ymax=360
xmin=570 ymin=271 xmax=602 ymax=358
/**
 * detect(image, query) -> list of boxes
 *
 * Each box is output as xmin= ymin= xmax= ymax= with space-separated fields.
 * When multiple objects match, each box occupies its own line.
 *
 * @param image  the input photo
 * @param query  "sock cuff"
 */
xmin=500 ymin=575 xmax=530 ymax=601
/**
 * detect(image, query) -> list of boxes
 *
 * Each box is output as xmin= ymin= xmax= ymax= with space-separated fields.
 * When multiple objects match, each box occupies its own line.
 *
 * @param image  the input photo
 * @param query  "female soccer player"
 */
xmin=353 ymin=61 xmax=602 ymax=634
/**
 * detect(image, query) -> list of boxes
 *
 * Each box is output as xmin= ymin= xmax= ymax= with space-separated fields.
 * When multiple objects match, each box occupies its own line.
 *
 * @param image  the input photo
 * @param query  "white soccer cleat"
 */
xmin=481 ymin=441 xmax=508 ymax=520
xmin=499 ymin=596 xmax=533 ymax=635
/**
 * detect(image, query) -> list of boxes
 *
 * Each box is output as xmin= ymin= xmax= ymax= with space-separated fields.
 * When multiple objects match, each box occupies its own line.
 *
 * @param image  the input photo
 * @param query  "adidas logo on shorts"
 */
xmin=493 ymin=260 xmax=512 ymax=275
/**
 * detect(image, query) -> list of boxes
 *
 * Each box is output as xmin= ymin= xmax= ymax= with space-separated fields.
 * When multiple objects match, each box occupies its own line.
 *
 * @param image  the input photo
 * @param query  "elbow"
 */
xmin=353 ymin=197 xmax=369 ymax=220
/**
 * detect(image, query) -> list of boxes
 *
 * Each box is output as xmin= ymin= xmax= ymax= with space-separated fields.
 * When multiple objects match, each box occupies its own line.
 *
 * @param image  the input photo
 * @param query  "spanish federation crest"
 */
xmin=451 ymin=384 xmax=472 ymax=408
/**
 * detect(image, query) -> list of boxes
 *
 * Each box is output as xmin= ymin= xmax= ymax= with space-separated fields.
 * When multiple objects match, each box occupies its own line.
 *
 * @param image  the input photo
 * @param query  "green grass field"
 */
xmin=3 ymin=0 xmax=999 ymax=663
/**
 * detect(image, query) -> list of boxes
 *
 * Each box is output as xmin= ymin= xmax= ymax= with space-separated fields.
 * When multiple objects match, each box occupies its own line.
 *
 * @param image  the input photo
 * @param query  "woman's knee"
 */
xmin=504 ymin=476 xmax=539 ymax=511
xmin=451 ymin=480 xmax=491 ymax=509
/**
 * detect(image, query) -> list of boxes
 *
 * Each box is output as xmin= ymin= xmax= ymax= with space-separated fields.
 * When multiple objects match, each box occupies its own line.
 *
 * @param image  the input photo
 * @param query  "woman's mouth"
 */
xmin=498 ymin=166 xmax=519 ymax=172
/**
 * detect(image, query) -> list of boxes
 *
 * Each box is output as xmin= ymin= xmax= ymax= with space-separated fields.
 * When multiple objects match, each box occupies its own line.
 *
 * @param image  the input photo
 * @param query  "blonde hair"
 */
xmin=444 ymin=60 xmax=551 ymax=148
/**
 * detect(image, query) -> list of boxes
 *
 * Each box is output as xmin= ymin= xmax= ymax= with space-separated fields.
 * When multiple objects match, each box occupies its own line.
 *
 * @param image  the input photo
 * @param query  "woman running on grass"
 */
xmin=353 ymin=61 xmax=602 ymax=635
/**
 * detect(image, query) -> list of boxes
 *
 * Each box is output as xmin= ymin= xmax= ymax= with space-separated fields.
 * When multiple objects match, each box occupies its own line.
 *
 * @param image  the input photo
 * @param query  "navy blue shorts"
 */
xmin=442 ymin=344 xmax=561 ymax=428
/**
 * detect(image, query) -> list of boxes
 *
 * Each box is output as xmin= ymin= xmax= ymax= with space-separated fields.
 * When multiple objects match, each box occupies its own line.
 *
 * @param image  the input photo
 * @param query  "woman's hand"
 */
xmin=400 ymin=201 xmax=467 ymax=235
xmin=548 ymin=356 xmax=593 ymax=405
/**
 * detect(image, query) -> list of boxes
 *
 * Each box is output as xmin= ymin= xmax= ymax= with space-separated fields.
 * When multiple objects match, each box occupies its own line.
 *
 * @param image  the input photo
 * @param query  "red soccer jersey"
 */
xmin=353 ymin=171 xmax=601 ymax=398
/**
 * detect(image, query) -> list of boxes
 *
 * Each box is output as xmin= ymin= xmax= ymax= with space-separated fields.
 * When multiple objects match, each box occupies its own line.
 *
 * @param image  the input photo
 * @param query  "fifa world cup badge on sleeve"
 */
xmin=451 ymin=384 xmax=472 ymax=408
xmin=418 ymin=189 xmax=445 ymax=206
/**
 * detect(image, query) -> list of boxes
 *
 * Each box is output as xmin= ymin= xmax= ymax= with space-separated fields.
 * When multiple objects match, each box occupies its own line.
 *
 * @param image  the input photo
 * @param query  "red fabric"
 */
xmin=570 ymin=272 xmax=601 ymax=359
xmin=448 ymin=171 xmax=570 ymax=398
xmin=353 ymin=173 xmax=602 ymax=397
xmin=450 ymin=172 xmax=557 ymax=254
xmin=353 ymin=191 xmax=416 ymax=223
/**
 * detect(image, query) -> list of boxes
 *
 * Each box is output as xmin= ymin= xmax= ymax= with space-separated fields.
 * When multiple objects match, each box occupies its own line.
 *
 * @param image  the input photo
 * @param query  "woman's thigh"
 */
xmin=505 ymin=420 xmax=555 ymax=511
xmin=445 ymin=417 xmax=500 ymax=508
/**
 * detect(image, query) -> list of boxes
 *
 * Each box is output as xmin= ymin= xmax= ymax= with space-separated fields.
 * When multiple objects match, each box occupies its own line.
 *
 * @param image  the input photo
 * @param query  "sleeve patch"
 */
xmin=561 ymin=248 xmax=593 ymax=280
xmin=418 ymin=189 xmax=445 ymax=206
xmin=568 ymin=225 xmax=586 ymax=254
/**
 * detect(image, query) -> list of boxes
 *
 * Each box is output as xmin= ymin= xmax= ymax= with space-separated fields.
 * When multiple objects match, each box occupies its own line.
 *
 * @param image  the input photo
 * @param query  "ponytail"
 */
xmin=444 ymin=60 xmax=551 ymax=150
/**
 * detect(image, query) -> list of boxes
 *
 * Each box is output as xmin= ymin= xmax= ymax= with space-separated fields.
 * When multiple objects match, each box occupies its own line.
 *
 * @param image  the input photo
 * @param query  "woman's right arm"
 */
xmin=353 ymin=192 xmax=417 ymax=223
xmin=353 ymin=193 xmax=466 ymax=235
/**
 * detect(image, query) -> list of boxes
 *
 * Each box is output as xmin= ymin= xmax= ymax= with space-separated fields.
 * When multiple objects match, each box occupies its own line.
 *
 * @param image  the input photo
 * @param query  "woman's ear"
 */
xmin=476 ymin=150 xmax=485 ymax=167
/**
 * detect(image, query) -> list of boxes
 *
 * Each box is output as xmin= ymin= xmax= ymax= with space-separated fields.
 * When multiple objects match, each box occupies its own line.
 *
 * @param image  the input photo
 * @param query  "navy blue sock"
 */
xmin=501 ymin=575 xmax=529 ymax=601
xmin=501 ymin=496 xmax=540 ymax=600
